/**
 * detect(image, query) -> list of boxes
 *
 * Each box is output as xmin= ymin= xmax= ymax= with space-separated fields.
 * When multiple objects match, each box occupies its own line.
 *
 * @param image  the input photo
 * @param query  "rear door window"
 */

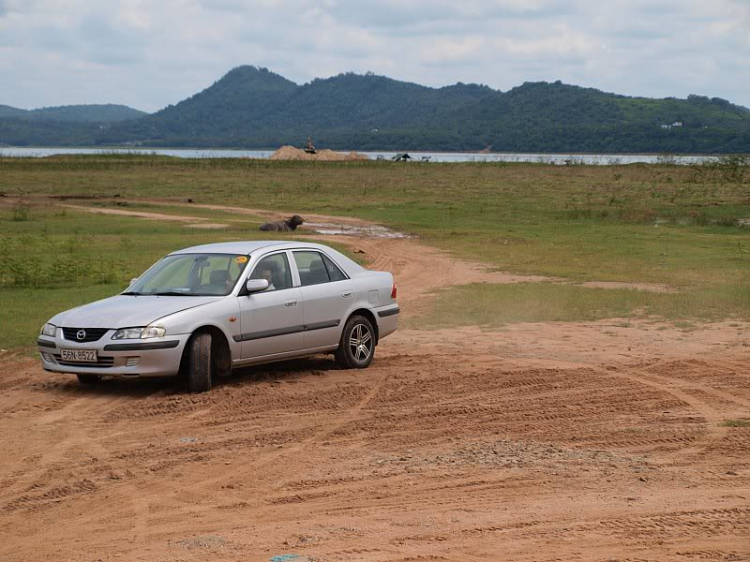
xmin=294 ymin=251 xmax=331 ymax=286
xmin=322 ymin=254 xmax=347 ymax=281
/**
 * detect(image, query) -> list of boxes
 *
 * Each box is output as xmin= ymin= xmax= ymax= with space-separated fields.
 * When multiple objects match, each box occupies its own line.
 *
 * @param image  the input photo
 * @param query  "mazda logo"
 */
xmin=76 ymin=330 xmax=86 ymax=341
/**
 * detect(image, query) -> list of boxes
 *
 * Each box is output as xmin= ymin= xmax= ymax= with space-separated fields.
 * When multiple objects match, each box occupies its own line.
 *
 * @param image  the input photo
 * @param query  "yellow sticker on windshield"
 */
xmin=235 ymin=256 xmax=248 ymax=264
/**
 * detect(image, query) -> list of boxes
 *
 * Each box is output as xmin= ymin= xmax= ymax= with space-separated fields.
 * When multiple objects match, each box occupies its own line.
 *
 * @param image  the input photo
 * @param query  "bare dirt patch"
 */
xmin=270 ymin=145 xmax=369 ymax=161
xmin=62 ymin=203 xmax=221 ymax=223
xmin=2 ymin=322 xmax=750 ymax=561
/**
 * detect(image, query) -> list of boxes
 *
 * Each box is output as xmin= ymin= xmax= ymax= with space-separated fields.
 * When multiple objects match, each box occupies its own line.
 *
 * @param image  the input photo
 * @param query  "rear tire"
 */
xmin=187 ymin=332 xmax=213 ymax=393
xmin=77 ymin=374 xmax=102 ymax=385
xmin=335 ymin=315 xmax=375 ymax=369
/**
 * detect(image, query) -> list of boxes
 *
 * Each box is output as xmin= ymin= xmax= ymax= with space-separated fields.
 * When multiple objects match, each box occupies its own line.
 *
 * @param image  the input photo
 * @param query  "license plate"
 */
xmin=60 ymin=349 xmax=98 ymax=363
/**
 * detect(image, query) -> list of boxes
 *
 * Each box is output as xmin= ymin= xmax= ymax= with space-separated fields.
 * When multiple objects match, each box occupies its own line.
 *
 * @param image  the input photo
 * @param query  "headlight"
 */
xmin=112 ymin=326 xmax=166 ymax=340
xmin=40 ymin=323 xmax=57 ymax=337
xmin=141 ymin=326 xmax=166 ymax=339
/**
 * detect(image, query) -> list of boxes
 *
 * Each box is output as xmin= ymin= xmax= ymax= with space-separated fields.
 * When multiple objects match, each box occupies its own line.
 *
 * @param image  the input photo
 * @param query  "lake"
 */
xmin=0 ymin=146 xmax=719 ymax=165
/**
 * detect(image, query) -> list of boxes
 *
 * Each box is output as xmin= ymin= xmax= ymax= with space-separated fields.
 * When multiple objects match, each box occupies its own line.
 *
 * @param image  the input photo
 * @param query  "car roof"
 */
xmin=170 ymin=240 xmax=284 ymax=255
xmin=169 ymin=240 xmax=349 ymax=258
xmin=170 ymin=240 xmax=367 ymax=275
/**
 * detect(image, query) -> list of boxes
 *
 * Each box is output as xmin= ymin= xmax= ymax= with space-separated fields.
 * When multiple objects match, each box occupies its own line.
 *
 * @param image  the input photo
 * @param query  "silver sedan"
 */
xmin=37 ymin=241 xmax=399 ymax=392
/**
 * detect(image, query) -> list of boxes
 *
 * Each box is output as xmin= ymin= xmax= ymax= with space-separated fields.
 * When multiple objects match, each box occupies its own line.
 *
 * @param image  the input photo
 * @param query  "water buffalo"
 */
xmin=259 ymin=215 xmax=305 ymax=232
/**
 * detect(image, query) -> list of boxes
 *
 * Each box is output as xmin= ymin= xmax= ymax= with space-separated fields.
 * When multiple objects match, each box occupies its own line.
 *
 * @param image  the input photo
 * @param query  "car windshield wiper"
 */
xmin=121 ymin=291 xmax=142 ymax=296
xmin=151 ymin=291 xmax=193 ymax=296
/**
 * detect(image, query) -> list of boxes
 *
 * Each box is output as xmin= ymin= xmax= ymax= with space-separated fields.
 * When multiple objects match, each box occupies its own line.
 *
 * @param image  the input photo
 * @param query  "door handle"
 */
xmin=341 ymin=291 xmax=353 ymax=298
xmin=285 ymin=299 xmax=298 ymax=307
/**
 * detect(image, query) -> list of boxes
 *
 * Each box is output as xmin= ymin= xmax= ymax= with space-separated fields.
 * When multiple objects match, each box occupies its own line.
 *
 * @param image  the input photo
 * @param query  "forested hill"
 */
xmin=3 ymin=66 xmax=750 ymax=153
xmin=0 ymin=104 xmax=146 ymax=123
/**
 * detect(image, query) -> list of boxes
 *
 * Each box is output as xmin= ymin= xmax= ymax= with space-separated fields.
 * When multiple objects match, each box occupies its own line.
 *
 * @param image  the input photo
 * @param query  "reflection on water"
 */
xmin=0 ymin=146 xmax=722 ymax=165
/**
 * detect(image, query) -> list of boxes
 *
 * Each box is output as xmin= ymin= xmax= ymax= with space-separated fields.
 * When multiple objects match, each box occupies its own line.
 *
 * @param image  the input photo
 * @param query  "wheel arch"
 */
xmin=179 ymin=324 xmax=233 ymax=377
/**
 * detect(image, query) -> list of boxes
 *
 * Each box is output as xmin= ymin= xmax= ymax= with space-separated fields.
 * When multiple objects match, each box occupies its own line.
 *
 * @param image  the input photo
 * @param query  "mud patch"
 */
xmin=306 ymin=221 xmax=411 ymax=239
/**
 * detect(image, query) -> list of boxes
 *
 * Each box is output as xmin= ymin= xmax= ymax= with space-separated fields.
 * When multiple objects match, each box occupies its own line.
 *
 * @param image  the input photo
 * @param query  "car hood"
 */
xmin=50 ymin=295 xmax=222 ymax=329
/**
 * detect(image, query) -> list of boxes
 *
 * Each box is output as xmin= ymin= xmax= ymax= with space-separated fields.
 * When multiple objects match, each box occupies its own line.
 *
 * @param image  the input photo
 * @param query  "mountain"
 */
xmin=105 ymin=67 xmax=498 ymax=149
xmin=0 ymin=103 xmax=148 ymax=147
xmin=108 ymin=67 xmax=298 ymax=144
xmin=0 ymin=103 xmax=146 ymax=123
xmin=0 ymin=105 xmax=28 ymax=119
xmin=0 ymin=119 xmax=103 ymax=146
xmin=2 ymin=66 xmax=750 ymax=153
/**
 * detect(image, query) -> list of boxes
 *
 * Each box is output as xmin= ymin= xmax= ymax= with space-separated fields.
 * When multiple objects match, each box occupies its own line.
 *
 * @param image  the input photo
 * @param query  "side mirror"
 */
xmin=129 ymin=277 xmax=139 ymax=286
xmin=245 ymin=278 xmax=269 ymax=294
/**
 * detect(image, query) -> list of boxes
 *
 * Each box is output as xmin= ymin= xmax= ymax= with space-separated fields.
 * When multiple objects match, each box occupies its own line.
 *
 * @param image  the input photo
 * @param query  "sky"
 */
xmin=1 ymin=0 xmax=748 ymax=113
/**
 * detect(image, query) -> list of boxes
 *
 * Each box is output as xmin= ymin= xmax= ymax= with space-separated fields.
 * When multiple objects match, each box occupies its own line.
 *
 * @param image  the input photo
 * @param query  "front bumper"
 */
xmin=37 ymin=330 xmax=190 ymax=378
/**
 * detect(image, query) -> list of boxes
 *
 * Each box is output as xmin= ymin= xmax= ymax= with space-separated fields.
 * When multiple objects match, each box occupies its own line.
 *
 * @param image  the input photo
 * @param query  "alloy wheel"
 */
xmin=349 ymin=323 xmax=373 ymax=363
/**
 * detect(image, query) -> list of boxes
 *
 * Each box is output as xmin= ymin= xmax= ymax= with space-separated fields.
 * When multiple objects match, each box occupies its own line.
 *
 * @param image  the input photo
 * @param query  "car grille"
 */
xmin=54 ymin=355 xmax=115 ymax=368
xmin=62 ymin=328 xmax=110 ymax=343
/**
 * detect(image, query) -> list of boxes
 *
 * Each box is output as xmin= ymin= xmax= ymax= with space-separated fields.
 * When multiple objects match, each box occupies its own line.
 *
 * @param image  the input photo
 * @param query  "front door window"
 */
xmin=249 ymin=253 xmax=293 ymax=291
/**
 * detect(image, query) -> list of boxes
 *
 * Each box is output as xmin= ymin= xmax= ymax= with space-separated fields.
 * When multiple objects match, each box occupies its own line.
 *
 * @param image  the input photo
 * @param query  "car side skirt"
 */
xmin=232 ymin=344 xmax=339 ymax=367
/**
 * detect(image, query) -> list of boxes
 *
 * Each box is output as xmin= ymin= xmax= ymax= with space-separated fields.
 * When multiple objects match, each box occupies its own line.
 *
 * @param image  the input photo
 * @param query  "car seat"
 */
xmin=268 ymin=261 xmax=285 ymax=290
xmin=209 ymin=270 xmax=229 ymax=285
xmin=308 ymin=258 xmax=329 ymax=285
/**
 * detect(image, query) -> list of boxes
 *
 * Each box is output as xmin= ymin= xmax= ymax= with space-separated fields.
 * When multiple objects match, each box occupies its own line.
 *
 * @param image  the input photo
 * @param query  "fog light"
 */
xmin=125 ymin=357 xmax=140 ymax=367
xmin=41 ymin=352 xmax=54 ymax=362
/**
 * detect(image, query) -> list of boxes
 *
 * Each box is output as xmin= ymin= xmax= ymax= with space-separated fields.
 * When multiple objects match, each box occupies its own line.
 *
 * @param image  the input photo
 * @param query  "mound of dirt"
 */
xmin=270 ymin=145 xmax=369 ymax=162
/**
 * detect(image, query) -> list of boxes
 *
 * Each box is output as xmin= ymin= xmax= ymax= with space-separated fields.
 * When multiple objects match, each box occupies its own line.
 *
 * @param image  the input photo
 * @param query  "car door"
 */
xmin=238 ymin=251 xmax=304 ymax=359
xmin=293 ymin=250 xmax=354 ymax=349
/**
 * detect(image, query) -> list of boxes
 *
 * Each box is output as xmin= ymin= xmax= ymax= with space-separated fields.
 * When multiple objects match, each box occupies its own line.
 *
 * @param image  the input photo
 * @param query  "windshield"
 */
xmin=124 ymin=253 xmax=250 ymax=296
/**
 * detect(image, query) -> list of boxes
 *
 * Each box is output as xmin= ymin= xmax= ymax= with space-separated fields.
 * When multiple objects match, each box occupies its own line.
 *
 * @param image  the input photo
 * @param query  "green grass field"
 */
xmin=1 ymin=155 xmax=749 ymax=349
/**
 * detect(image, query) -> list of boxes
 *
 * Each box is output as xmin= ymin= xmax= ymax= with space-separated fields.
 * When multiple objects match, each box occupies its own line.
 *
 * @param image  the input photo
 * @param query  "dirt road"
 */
xmin=1 ymin=208 xmax=749 ymax=561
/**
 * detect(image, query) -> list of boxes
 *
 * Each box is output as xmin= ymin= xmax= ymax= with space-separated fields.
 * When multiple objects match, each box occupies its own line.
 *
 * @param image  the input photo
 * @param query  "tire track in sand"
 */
xmin=96 ymin=367 xmax=394 ymax=528
xmin=178 ymin=367 xmax=392 ymax=501
xmin=605 ymin=367 xmax=736 ymax=459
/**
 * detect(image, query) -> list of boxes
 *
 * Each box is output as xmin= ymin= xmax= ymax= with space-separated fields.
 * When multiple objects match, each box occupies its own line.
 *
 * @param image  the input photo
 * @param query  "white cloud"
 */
xmin=0 ymin=0 xmax=747 ymax=111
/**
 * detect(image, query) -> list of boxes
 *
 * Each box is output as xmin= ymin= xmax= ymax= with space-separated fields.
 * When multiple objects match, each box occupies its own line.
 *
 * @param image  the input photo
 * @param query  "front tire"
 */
xmin=187 ymin=332 xmax=213 ymax=393
xmin=335 ymin=315 xmax=375 ymax=369
xmin=77 ymin=374 xmax=102 ymax=385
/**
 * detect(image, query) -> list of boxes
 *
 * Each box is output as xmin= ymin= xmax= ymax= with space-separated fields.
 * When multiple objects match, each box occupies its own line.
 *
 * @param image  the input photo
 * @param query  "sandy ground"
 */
xmin=1 ymin=204 xmax=749 ymax=561
xmin=269 ymin=146 xmax=369 ymax=161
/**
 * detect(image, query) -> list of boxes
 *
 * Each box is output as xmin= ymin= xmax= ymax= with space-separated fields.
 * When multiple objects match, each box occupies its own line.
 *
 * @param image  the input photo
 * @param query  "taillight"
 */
xmin=391 ymin=282 xmax=398 ymax=299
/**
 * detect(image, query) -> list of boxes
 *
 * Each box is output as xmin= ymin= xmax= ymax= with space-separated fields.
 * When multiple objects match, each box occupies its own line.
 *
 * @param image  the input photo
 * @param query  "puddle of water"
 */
xmin=306 ymin=221 xmax=411 ymax=239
